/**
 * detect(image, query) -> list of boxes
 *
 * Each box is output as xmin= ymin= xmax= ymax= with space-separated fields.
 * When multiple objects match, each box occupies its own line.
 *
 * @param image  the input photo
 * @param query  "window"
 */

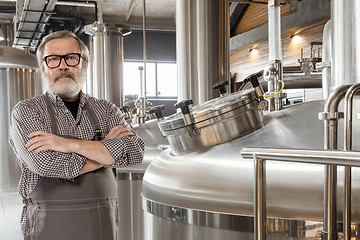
xmin=123 ymin=61 xmax=177 ymax=98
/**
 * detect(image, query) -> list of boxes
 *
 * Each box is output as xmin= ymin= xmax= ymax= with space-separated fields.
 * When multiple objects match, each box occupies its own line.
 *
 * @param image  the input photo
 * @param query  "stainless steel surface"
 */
xmin=0 ymin=45 xmax=39 ymax=69
xmin=0 ymin=66 xmax=41 ymax=192
xmin=158 ymin=89 xmax=263 ymax=154
xmin=343 ymin=83 xmax=360 ymax=240
xmin=117 ymin=119 xmax=168 ymax=240
xmin=84 ymin=23 xmax=131 ymax=107
xmin=266 ymin=0 xmax=285 ymax=112
xmin=254 ymin=157 xmax=266 ymax=240
xmin=241 ymin=148 xmax=360 ymax=166
xmin=268 ymin=0 xmax=282 ymax=62
xmin=176 ymin=0 xmax=200 ymax=105
xmin=241 ymin=146 xmax=360 ymax=240
xmin=264 ymin=61 xmax=285 ymax=112
xmin=176 ymin=0 xmax=230 ymax=105
xmin=320 ymin=84 xmax=352 ymax=240
xmin=317 ymin=20 xmax=332 ymax=100
xmin=142 ymin=98 xmax=360 ymax=240
xmin=142 ymin=0 xmax=147 ymax=117
xmin=331 ymin=0 xmax=360 ymax=89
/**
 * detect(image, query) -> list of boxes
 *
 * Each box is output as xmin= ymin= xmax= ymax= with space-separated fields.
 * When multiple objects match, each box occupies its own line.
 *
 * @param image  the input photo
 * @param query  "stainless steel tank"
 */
xmin=0 ymin=45 xmax=41 ymax=192
xmin=141 ymin=0 xmax=360 ymax=239
xmin=142 ymin=96 xmax=360 ymax=240
xmin=84 ymin=23 xmax=131 ymax=107
xmin=116 ymin=119 xmax=168 ymax=240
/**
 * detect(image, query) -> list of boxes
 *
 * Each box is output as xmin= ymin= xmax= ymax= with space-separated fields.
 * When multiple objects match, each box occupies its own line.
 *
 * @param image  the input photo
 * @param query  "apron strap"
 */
xmin=83 ymin=102 xmax=102 ymax=141
xmin=43 ymin=94 xmax=58 ymax=135
xmin=43 ymin=94 xmax=102 ymax=140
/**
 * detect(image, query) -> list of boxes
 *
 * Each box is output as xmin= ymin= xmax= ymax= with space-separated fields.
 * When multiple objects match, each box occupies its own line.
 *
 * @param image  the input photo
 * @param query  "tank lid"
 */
xmin=83 ymin=23 xmax=132 ymax=36
xmin=0 ymin=45 xmax=39 ymax=69
xmin=159 ymin=89 xmax=258 ymax=132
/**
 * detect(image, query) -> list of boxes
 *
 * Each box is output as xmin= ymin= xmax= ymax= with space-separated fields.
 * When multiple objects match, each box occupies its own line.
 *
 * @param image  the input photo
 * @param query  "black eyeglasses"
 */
xmin=42 ymin=53 xmax=83 ymax=69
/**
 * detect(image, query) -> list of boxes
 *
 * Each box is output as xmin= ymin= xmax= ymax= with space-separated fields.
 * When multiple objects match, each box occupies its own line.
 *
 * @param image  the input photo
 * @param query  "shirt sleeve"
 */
xmin=8 ymin=101 xmax=86 ymax=179
xmin=100 ymin=102 xmax=145 ymax=168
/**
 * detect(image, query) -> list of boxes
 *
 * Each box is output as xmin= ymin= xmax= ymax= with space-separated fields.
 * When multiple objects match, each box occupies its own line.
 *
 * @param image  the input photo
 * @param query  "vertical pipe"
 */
xmin=322 ymin=165 xmax=337 ymax=240
xmin=142 ymin=0 xmax=147 ymax=114
xmin=344 ymin=166 xmax=351 ymax=240
xmin=197 ymin=0 xmax=229 ymax=103
xmin=320 ymin=20 xmax=332 ymax=100
xmin=268 ymin=0 xmax=282 ymax=62
xmin=267 ymin=0 xmax=284 ymax=112
xmin=176 ymin=0 xmax=199 ymax=105
xmin=332 ymin=0 xmax=360 ymax=89
xmin=321 ymin=84 xmax=351 ymax=240
xmin=176 ymin=0 xmax=229 ymax=105
xmin=254 ymin=156 xmax=266 ymax=240
xmin=343 ymin=83 xmax=360 ymax=240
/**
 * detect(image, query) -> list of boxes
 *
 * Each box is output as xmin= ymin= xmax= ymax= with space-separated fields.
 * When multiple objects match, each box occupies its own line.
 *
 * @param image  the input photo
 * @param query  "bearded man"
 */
xmin=8 ymin=30 xmax=145 ymax=240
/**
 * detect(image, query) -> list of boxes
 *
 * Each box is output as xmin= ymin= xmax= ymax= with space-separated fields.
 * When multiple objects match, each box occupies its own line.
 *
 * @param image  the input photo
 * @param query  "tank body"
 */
xmin=142 ymin=98 xmax=360 ymax=239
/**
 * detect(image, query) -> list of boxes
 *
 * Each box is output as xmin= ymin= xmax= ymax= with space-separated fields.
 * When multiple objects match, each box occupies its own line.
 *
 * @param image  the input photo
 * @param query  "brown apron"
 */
xmin=23 ymin=95 xmax=119 ymax=240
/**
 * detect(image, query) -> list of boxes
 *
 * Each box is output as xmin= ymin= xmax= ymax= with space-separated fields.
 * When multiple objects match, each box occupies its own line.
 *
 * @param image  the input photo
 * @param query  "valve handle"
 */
xmin=120 ymin=105 xmax=130 ymax=113
xmin=244 ymin=71 xmax=263 ymax=88
xmin=174 ymin=99 xmax=193 ymax=115
xmin=149 ymin=105 xmax=166 ymax=119
xmin=213 ymin=81 xmax=229 ymax=95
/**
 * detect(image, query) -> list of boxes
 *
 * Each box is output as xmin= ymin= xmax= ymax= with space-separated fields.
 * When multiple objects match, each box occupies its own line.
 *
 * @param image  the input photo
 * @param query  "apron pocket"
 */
xmin=25 ymin=198 xmax=119 ymax=240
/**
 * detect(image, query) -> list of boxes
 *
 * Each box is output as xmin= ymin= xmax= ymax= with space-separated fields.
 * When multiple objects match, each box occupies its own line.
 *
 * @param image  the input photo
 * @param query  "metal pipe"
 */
xmin=316 ymin=20 xmax=332 ymax=100
xmin=254 ymin=156 xmax=266 ymax=240
xmin=344 ymin=166 xmax=351 ymax=240
xmin=343 ymin=83 xmax=360 ymax=240
xmin=142 ymin=0 xmax=147 ymax=119
xmin=320 ymin=84 xmax=351 ymax=240
xmin=266 ymin=0 xmax=284 ymax=112
xmin=241 ymin=148 xmax=360 ymax=169
xmin=344 ymin=83 xmax=360 ymax=150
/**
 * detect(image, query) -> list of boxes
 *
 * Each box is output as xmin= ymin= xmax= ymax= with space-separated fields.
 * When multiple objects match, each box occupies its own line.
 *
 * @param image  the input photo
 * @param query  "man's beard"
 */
xmin=42 ymin=67 xmax=87 ymax=100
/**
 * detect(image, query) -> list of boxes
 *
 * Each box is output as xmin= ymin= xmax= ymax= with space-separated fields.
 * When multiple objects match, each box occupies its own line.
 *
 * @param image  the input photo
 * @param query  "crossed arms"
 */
xmin=26 ymin=126 xmax=134 ymax=174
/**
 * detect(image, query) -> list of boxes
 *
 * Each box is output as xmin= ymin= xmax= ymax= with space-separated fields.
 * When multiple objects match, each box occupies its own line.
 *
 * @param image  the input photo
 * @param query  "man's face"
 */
xmin=41 ymin=37 xmax=88 ymax=101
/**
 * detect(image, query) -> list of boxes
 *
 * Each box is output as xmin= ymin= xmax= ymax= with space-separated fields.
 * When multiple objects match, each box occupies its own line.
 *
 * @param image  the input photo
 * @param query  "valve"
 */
xmin=120 ymin=105 xmax=133 ymax=127
xmin=120 ymin=105 xmax=130 ymax=113
xmin=149 ymin=105 xmax=166 ymax=121
xmin=174 ymin=99 xmax=200 ymax=137
xmin=174 ymin=99 xmax=193 ymax=116
xmin=243 ymin=72 xmax=268 ymax=110
xmin=213 ymin=81 xmax=229 ymax=97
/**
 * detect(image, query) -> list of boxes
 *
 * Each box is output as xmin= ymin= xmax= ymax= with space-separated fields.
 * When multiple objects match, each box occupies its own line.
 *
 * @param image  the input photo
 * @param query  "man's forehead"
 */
xmin=44 ymin=37 xmax=80 ymax=55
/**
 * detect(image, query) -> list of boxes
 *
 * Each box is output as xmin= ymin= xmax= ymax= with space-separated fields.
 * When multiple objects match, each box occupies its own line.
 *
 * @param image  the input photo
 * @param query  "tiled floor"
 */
xmin=0 ymin=192 xmax=23 ymax=240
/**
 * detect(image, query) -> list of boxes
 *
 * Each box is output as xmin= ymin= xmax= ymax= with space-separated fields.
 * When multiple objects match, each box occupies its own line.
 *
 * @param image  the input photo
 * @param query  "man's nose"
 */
xmin=59 ymin=57 xmax=68 ymax=70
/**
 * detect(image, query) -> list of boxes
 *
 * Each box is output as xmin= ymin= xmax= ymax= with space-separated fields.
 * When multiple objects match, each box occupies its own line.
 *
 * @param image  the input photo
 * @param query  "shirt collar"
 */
xmin=45 ymin=91 xmax=88 ymax=108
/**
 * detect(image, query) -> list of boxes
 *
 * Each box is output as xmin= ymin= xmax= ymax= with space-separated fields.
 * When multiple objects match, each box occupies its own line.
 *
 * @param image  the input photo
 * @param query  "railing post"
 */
xmin=254 ymin=155 xmax=266 ymax=240
xmin=343 ymin=83 xmax=360 ymax=240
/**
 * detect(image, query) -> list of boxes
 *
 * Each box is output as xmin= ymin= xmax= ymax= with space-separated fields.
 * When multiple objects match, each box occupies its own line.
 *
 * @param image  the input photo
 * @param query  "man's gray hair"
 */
xmin=36 ymin=30 xmax=89 ymax=65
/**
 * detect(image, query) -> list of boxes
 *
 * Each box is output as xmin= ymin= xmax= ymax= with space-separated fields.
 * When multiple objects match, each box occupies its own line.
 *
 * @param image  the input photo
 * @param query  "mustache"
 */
xmin=54 ymin=71 xmax=76 ymax=82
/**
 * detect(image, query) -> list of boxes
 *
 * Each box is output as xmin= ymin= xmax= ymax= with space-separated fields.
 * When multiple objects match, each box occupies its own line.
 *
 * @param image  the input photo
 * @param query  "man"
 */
xmin=9 ymin=30 xmax=145 ymax=240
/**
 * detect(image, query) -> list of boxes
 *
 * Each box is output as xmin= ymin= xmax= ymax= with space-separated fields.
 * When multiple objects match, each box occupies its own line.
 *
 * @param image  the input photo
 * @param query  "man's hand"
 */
xmin=26 ymin=131 xmax=75 ymax=153
xmin=105 ymin=126 xmax=134 ymax=139
xmin=26 ymin=126 xmax=134 ymax=165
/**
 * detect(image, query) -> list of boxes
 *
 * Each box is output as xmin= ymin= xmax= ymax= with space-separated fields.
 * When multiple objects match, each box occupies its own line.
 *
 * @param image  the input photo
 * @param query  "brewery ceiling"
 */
xmin=0 ymin=0 xmax=329 ymax=53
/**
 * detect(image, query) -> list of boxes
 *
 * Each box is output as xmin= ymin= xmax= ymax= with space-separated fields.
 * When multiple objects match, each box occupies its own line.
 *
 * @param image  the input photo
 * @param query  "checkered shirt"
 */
xmin=8 ymin=91 xmax=145 ymax=232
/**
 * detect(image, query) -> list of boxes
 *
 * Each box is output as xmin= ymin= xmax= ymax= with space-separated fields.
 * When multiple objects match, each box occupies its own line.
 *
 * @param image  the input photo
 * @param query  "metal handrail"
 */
xmin=241 ymin=147 xmax=360 ymax=240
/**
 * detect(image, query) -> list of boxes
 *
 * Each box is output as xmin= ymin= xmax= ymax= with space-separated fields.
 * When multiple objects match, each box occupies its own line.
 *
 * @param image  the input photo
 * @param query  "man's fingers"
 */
xmin=105 ymin=126 xmax=134 ymax=139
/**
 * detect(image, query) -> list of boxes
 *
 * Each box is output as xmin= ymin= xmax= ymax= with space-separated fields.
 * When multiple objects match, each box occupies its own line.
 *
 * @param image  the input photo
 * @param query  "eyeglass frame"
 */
xmin=42 ymin=53 xmax=84 ymax=69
